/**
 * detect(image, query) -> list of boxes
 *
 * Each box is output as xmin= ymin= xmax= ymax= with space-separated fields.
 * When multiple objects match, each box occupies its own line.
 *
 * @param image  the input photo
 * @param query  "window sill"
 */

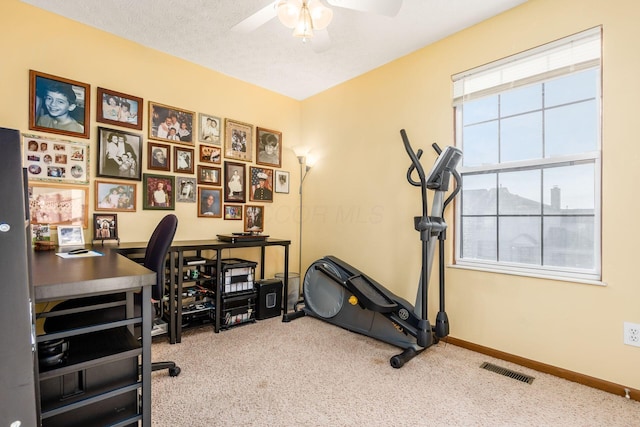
xmin=449 ymin=263 xmax=606 ymax=287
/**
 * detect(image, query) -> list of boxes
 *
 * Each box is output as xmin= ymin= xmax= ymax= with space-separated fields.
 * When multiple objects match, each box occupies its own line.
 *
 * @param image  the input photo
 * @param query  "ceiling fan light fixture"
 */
xmin=292 ymin=2 xmax=314 ymax=39
xmin=307 ymin=0 xmax=333 ymax=30
xmin=276 ymin=0 xmax=302 ymax=28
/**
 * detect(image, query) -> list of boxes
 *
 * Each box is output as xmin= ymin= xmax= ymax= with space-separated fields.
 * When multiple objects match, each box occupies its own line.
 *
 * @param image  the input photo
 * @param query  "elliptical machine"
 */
xmin=286 ymin=129 xmax=461 ymax=368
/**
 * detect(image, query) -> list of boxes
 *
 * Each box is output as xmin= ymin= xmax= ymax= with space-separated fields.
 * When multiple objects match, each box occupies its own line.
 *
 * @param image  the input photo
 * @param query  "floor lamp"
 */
xmin=296 ymin=153 xmax=313 ymax=300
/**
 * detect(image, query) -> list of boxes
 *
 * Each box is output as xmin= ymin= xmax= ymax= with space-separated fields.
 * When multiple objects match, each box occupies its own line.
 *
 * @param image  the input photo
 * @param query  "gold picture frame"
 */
xmin=224 ymin=119 xmax=253 ymax=162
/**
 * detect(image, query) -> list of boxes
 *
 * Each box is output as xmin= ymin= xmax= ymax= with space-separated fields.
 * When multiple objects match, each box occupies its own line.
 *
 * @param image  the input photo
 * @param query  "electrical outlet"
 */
xmin=623 ymin=322 xmax=640 ymax=347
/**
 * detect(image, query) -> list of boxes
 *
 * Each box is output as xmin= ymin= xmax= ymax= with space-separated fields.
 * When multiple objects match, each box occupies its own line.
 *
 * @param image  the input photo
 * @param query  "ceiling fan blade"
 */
xmin=311 ymin=29 xmax=331 ymax=53
xmin=230 ymin=2 xmax=277 ymax=33
xmin=326 ymin=0 xmax=403 ymax=17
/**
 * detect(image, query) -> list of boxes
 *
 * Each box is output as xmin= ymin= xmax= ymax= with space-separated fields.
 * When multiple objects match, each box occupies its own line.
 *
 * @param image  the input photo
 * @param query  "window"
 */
xmin=453 ymin=28 xmax=602 ymax=281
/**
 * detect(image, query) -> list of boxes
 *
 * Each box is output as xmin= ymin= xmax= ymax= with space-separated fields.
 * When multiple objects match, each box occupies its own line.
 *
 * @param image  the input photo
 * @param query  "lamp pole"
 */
xmin=297 ymin=155 xmax=311 ymax=299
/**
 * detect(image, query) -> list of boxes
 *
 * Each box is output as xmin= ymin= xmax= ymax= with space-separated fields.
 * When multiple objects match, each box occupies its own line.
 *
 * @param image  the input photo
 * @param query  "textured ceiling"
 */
xmin=21 ymin=0 xmax=527 ymax=100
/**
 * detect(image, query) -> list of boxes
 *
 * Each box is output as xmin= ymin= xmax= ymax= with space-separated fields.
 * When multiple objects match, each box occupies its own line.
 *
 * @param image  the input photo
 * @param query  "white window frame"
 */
xmin=452 ymin=27 xmax=602 ymax=283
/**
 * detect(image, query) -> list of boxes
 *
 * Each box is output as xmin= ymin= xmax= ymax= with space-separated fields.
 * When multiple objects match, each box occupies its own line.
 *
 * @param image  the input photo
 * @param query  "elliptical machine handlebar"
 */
xmin=400 ymin=129 xmax=429 ymax=218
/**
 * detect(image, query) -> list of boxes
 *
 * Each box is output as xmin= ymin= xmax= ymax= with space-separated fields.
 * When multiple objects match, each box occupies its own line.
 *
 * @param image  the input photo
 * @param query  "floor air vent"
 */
xmin=480 ymin=362 xmax=535 ymax=384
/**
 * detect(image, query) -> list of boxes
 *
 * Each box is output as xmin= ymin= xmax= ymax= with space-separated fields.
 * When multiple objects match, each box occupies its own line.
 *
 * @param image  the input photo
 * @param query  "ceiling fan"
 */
xmin=231 ymin=0 xmax=403 ymax=52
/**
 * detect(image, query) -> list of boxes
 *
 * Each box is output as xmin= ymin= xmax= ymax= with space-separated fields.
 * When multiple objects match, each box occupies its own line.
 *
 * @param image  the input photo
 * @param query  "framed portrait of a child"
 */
xmin=29 ymin=70 xmax=90 ymax=139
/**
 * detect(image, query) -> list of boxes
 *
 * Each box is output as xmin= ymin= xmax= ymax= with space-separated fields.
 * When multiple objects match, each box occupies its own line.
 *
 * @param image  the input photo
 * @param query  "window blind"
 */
xmin=452 ymin=26 xmax=601 ymax=103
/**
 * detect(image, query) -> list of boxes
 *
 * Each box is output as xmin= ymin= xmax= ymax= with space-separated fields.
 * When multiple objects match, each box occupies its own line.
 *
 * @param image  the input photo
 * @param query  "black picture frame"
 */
xmin=96 ymin=127 xmax=143 ymax=181
xmin=93 ymin=213 xmax=119 ymax=241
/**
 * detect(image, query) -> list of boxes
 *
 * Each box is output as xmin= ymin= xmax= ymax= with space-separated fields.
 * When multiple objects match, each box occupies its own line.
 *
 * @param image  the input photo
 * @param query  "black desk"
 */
xmin=120 ymin=237 xmax=291 ymax=343
xmin=32 ymin=247 xmax=155 ymax=427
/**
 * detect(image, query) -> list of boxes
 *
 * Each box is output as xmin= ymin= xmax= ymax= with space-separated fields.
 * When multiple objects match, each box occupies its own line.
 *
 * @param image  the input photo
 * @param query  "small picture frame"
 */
xmin=96 ymin=127 xmax=143 ymax=181
xmin=143 ymin=173 xmax=175 ymax=210
xmin=22 ymin=133 xmax=89 ymax=184
xmin=275 ymin=170 xmax=290 ymax=194
xmin=198 ymin=113 xmax=222 ymax=144
xmin=256 ymin=127 xmax=282 ymax=168
xmin=149 ymin=101 xmax=195 ymax=145
xmin=57 ymin=225 xmax=85 ymax=247
xmin=147 ymin=141 xmax=171 ymax=171
xmin=224 ymin=119 xmax=253 ymax=162
xmin=176 ymin=176 xmax=197 ymax=203
xmin=96 ymin=87 xmax=143 ymax=130
xmin=198 ymin=187 xmax=222 ymax=218
xmin=197 ymin=165 xmax=221 ymax=185
xmin=199 ymin=144 xmax=221 ymax=164
xmin=174 ymin=146 xmax=194 ymax=174
xmin=29 ymin=70 xmax=90 ymax=139
xmin=244 ymin=205 xmax=264 ymax=233
xmin=224 ymin=161 xmax=246 ymax=203
xmin=249 ymin=166 xmax=274 ymax=202
xmin=224 ymin=205 xmax=243 ymax=220
xmin=28 ymin=183 xmax=89 ymax=228
xmin=93 ymin=213 xmax=118 ymax=241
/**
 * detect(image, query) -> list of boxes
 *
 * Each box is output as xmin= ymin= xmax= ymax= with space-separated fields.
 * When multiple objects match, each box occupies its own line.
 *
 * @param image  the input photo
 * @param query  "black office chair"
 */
xmin=42 ymin=214 xmax=181 ymax=376
xmin=144 ymin=214 xmax=180 ymax=376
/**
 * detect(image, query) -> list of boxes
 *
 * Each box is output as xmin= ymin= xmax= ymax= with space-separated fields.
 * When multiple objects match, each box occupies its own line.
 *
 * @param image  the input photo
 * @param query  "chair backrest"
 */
xmin=143 ymin=214 xmax=178 ymax=300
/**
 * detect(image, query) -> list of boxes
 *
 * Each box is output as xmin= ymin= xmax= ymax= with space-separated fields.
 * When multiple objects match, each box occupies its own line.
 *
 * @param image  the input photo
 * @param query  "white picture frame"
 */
xmin=57 ymin=225 xmax=85 ymax=246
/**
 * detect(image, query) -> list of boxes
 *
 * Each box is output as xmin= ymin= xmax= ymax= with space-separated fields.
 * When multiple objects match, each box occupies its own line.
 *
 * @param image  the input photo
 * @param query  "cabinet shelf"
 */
xmin=38 ymin=327 xmax=140 ymax=379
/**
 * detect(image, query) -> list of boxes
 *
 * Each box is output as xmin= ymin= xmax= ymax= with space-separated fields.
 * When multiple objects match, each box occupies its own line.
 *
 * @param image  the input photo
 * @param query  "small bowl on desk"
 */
xmin=34 ymin=241 xmax=57 ymax=251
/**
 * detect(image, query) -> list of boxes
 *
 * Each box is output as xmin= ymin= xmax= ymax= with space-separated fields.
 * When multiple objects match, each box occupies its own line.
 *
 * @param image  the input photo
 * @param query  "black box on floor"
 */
xmin=256 ymin=279 xmax=283 ymax=320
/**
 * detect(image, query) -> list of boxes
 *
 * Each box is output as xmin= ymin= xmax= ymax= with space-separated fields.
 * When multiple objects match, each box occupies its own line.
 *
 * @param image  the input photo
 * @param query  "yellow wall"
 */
xmin=3 ymin=0 xmax=302 ymax=276
xmin=5 ymin=0 xmax=640 ymax=391
xmin=301 ymin=0 xmax=640 ymax=389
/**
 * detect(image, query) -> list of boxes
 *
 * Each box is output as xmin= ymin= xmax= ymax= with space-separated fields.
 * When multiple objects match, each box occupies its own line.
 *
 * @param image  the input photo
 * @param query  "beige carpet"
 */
xmin=151 ymin=316 xmax=639 ymax=426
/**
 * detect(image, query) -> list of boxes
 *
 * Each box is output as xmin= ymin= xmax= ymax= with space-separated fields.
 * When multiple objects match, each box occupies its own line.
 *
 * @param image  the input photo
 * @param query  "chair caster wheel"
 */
xmin=169 ymin=366 xmax=181 ymax=377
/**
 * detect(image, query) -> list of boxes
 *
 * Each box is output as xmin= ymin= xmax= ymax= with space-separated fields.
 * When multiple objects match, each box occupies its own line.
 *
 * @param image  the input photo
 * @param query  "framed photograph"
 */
xmin=93 ymin=213 xmax=118 ymax=241
xmin=249 ymin=166 xmax=274 ymax=202
xmin=96 ymin=87 xmax=143 ymax=130
xmin=198 ymin=113 xmax=221 ymax=144
xmin=57 ymin=225 xmax=85 ymax=247
xmin=256 ymin=127 xmax=282 ymax=168
xmin=95 ymin=180 xmax=136 ymax=212
xmin=28 ymin=184 xmax=89 ymax=228
xmin=244 ymin=205 xmax=264 ymax=233
xmin=199 ymin=144 xmax=221 ymax=164
xmin=197 ymin=165 xmax=221 ymax=185
xmin=198 ymin=187 xmax=222 ymax=218
xmin=224 ymin=161 xmax=246 ymax=203
xmin=147 ymin=141 xmax=171 ymax=171
xmin=224 ymin=119 xmax=253 ymax=162
xmin=275 ymin=170 xmax=290 ymax=194
xmin=174 ymin=146 xmax=195 ymax=174
xmin=29 ymin=70 xmax=90 ymax=139
xmin=22 ymin=133 xmax=89 ymax=184
xmin=143 ymin=173 xmax=175 ymax=210
xmin=176 ymin=177 xmax=197 ymax=203
xmin=96 ymin=127 xmax=143 ymax=181
xmin=224 ymin=205 xmax=243 ymax=220
xmin=149 ymin=101 xmax=195 ymax=144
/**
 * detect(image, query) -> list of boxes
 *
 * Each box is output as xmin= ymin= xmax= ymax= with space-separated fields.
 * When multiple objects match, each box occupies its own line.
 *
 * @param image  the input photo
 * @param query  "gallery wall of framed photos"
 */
xmin=24 ymin=68 xmax=292 ymax=242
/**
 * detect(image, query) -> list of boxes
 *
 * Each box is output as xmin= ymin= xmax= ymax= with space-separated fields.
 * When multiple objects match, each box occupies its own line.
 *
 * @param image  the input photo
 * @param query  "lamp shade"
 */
xmin=277 ymin=0 xmax=302 ymax=28
xmin=307 ymin=0 xmax=333 ymax=30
